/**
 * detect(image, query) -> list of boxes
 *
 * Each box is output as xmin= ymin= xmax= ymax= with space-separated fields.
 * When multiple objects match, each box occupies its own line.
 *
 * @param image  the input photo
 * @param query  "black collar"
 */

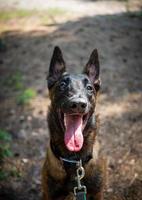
xmin=50 ymin=141 xmax=92 ymax=166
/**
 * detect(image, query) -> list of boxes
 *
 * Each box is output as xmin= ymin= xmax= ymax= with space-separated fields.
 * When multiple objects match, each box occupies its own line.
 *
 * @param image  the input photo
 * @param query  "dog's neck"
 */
xmin=50 ymin=140 xmax=92 ymax=166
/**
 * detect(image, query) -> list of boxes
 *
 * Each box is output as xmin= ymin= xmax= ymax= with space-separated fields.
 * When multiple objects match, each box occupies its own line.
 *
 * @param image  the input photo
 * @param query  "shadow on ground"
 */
xmin=0 ymin=11 xmax=142 ymax=200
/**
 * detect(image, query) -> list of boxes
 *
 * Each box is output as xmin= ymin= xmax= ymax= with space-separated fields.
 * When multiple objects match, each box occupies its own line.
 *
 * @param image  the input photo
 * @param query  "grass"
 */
xmin=0 ymin=38 xmax=6 ymax=51
xmin=0 ymin=71 xmax=23 ymax=91
xmin=9 ymin=166 xmax=22 ymax=178
xmin=0 ymin=70 xmax=37 ymax=106
xmin=0 ymin=129 xmax=12 ymax=141
xmin=0 ymin=10 xmax=35 ymax=21
xmin=17 ymin=88 xmax=37 ymax=105
xmin=5 ymin=72 xmax=23 ymax=90
xmin=0 ymin=8 xmax=67 ymax=22
xmin=0 ymin=129 xmax=13 ymax=162
xmin=0 ymin=130 xmax=22 ymax=181
xmin=0 ymin=144 xmax=13 ymax=158
xmin=128 ymin=10 xmax=142 ymax=17
xmin=0 ymin=168 xmax=22 ymax=181
xmin=0 ymin=170 xmax=8 ymax=180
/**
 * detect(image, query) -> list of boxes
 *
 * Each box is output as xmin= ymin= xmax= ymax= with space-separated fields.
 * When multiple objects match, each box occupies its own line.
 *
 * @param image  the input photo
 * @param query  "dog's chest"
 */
xmin=49 ymin=161 xmax=103 ymax=197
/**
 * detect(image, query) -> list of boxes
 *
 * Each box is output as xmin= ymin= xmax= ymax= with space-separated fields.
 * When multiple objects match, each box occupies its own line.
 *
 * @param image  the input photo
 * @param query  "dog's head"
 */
xmin=47 ymin=46 xmax=100 ymax=152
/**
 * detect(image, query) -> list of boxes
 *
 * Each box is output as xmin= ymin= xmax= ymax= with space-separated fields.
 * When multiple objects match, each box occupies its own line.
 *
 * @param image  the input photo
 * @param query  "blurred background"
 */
xmin=0 ymin=0 xmax=142 ymax=199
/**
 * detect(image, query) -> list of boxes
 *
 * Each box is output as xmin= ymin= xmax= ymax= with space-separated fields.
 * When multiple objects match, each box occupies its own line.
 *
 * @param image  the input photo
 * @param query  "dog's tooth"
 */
xmin=64 ymin=114 xmax=67 ymax=127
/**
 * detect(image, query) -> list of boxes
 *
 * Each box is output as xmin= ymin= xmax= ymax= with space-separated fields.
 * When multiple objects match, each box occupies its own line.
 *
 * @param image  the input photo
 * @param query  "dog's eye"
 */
xmin=60 ymin=81 xmax=67 ymax=90
xmin=87 ymin=85 xmax=93 ymax=91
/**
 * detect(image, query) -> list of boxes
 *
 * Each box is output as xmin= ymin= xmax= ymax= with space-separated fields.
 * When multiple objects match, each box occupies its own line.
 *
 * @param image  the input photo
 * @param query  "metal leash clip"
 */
xmin=74 ymin=160 xmax=87 ymax=196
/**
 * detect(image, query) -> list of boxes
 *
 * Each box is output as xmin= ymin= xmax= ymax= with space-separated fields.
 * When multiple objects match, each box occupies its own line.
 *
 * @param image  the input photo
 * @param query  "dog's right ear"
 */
xmin=47 ymin=46 xmax=66 ymax=89
xmin=83 ymin=49 xmax=101 ymax=92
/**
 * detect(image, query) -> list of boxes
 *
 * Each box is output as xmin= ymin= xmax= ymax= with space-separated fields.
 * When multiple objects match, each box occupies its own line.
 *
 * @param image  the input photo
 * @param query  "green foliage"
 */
xmin=17 ymin=88 xmax=37 ymax=105
xmin=128 ymin=10 xmax=142 ymax=17
xmin=5 ymin=72 xmax=23 ymax=90
xmin=0 ymin=70 xmax=37 ymax=106
xmin=10 ymin=167 xmax=22 ymax=178
xmin=0 ymin=144 xmax=13 ymax=161
xmin=0 ymin=38 xmax=6 ymax=51
xmin=0 ymin=167 xmax=22 ymax=181
xmin=0 ymin=71 xmax=23 ymax=91
xmin=0 ymin=8 xmax=67 ymax=23
xmin=0 ymin=10 xmax=35 ymax=21
xmin=0 ymin=129 xmax=13 ymax=162
xmin=0 ymin=129 xmax=12 ymax=141
xmin=0 ymin=130 xmax=21 ymax=180
xmin=0 ymin=170 xmax=8 ymax=180
xmin=2 ymin=144 xmax=13 ymax=157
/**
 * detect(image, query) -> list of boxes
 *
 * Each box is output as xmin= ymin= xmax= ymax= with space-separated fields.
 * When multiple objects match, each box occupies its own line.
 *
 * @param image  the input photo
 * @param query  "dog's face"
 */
xmin=47 ymin=47 xmax=100 ymax=152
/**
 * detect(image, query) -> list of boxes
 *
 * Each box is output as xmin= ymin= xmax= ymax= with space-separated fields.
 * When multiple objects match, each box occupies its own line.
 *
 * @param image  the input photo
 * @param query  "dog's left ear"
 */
xmin=47 ymin=46 xmax=66 ymax=89
xmin=83 ymin=49 xmax=101 ymax=91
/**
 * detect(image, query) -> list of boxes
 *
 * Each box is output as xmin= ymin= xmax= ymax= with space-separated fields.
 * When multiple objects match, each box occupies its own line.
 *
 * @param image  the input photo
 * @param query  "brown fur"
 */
xmin=42 ymin=137 xmax=106 ymax=200
xmin=42 ymin=136 xmax=106 ymax=200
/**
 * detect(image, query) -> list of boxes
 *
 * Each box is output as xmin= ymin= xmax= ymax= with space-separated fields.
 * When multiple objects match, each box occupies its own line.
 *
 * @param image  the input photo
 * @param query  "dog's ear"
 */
xmin=47 ymin=46 xmax=66 ymax=89
xmin=83 ymin=49 xmax=101 ymax=91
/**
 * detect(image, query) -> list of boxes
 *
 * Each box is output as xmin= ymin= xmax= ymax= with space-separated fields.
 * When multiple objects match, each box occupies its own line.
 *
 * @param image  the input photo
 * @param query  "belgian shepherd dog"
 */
xmin=42 ymin=46 xmax=106 ymax=200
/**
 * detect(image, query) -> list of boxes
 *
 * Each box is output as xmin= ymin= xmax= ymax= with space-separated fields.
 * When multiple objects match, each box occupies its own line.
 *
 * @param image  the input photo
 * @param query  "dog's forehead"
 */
xmin=62 ymin=73 xmax=90 ymax=83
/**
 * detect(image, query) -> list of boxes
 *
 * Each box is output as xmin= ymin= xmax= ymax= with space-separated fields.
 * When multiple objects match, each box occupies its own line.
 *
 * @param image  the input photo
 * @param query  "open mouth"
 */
xmin=58 ymin=110 xmax=89 ymax=152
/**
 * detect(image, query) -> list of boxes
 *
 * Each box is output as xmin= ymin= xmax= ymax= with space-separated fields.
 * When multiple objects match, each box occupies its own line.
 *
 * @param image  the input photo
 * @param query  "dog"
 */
xmin=42 ymin=46 xmax=106 ymax=200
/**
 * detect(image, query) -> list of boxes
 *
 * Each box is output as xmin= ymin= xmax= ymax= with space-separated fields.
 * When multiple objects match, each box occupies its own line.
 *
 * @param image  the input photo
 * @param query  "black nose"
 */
xmin=70 ymin=100 xmax=87 ymax=113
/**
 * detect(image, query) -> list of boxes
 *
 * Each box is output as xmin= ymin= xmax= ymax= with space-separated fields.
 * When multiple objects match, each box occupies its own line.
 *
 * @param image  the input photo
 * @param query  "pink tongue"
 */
xmin=64 ymin=115 xmax=84 ymax=152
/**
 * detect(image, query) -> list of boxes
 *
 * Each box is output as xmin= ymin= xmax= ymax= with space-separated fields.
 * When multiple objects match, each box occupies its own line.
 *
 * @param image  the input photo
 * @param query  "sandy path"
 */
xmin=0 ymin=0 xmax=141 ymax=14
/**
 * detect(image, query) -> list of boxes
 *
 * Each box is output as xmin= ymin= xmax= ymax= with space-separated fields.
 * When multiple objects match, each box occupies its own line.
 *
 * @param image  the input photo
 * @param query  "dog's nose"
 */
xmin=70 ymin=100 xmax=87 ymax=113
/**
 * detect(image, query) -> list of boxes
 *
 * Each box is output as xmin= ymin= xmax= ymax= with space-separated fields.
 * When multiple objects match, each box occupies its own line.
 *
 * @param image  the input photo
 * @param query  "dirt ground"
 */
xmin=0 ymin=0 xmax=142 ymax=200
